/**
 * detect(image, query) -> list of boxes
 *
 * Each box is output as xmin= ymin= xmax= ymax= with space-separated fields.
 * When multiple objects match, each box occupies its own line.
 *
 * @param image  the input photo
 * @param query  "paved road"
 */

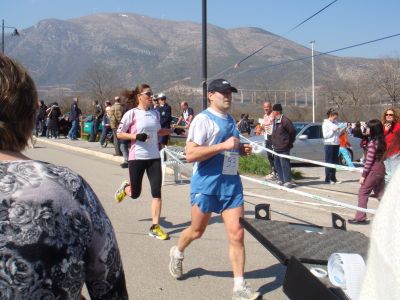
xmin=24 ymin=139 xmax=374 ymax=299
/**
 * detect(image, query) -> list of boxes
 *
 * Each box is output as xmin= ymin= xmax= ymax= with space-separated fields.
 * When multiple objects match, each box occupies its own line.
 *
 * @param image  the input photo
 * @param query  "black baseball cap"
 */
xmin=208 ymin=79 xmax=238 ymax=93
xmin=272 ymin=103 xmax=283 ymax=112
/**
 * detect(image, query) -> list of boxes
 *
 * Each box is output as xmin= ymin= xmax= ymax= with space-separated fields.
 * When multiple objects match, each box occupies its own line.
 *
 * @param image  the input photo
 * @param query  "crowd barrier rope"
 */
xmin=239 ymin=135 xmax=363 ymax=173
xmin=161 ymin=147 xmax=375 ymax=215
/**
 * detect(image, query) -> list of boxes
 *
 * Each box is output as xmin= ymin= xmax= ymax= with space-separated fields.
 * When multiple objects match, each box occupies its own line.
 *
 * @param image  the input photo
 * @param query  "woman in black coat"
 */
xmin=46 ymin=102 xmax=61 ymax=138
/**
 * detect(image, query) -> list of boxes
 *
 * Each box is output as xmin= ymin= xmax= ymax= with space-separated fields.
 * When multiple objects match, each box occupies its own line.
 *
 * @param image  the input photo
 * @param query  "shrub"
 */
xmin=239 ymin=154 xmax=303 ymax=179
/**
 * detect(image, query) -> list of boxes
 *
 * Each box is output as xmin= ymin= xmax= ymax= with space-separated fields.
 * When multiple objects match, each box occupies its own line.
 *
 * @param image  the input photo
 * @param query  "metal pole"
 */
xmin=202 ymin=0 xmax=208 ymax=110
xmin=2 ymin=19 xmax=4 ymax=54
xmin=310 ymin=41 xmax=315 ymax=122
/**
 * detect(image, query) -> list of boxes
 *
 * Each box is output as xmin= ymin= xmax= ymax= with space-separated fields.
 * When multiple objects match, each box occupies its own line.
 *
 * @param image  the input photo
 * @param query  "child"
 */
xmin=254 ymin=123 xmax=264 ymax=136
xmin=348 ymin=119 xmax=386 ymax=224
xmin=338 ymin=130 xmax=355 ymax=167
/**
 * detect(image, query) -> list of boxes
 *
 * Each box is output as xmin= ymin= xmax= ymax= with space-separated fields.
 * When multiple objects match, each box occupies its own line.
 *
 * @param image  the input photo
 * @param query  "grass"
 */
xmin=239 ymin=154 xmax=303 ymax=179
xmin=239 ymin=154 xmax=272 ymax=176
xmin=169 ymin=140 xmax=186 ymax=148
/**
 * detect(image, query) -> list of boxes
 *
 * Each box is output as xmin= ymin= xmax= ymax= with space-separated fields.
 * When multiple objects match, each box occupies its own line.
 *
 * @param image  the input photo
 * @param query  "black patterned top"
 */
xmin=0 ymin=160 xmax=128 ymax=300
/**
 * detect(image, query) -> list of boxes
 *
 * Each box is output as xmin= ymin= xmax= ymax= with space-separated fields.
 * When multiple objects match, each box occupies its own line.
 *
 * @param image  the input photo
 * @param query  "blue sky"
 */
xmin=2 ymin=0 xmax=400 ymax=58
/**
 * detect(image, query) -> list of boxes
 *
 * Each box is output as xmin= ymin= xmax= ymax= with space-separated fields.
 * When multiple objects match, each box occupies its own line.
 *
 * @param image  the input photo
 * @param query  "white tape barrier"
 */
xmin=239 ymin=135 xmax=363 ymax=173
xmin=244 ymin=191 xmax=342 ymax=209
xmin=240 ymin=175 xmax=376 ymax=214
xmin=162 ymin=148 xmax=375 ymax=214
xmin=328 ymin=253 xmax=366 ymax=300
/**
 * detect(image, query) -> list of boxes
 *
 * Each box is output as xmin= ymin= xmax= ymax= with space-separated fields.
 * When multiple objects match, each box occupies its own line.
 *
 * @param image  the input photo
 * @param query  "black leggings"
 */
xmin=128 ymin=159 xmax=162 ymax=199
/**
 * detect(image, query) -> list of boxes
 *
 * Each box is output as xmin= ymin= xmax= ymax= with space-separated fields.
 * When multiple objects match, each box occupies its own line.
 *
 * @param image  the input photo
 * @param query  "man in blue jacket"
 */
xmin=155 ymin=93 xmax=172 ymax=149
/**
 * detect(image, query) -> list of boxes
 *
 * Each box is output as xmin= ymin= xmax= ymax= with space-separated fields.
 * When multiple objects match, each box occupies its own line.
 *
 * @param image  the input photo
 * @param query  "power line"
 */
xmin=207 ymin=0 xmax=339 ymax=82
xmin=232 ymin=33 xmax=400 ymax=76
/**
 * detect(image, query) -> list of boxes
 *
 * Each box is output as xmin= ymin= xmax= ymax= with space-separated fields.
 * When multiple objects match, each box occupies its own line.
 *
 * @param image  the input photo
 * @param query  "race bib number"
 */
xmin=222 ymin=152 xmax=239 ymax=175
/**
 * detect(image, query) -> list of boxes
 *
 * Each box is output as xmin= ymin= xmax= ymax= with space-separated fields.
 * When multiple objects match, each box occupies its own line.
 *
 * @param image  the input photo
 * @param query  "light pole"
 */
xmin=202 ymin=0 xmax=208 ymax=110
xmin=2 ymin=19 xmax=19 ymax=54
xmin=310 ymin=40 xmax=315 ymax=123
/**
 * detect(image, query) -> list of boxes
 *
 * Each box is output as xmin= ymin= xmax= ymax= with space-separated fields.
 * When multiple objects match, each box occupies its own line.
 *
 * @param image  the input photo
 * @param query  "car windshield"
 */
xmin=294 ymin=123 xmax=307 ymax=135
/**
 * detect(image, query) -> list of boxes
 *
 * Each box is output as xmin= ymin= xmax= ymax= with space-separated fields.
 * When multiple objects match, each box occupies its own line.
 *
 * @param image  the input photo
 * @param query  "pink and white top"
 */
xmin=263 ymin=112 xmax=274 ymax=139
xmin=117 ymin=108 xmax=161 ymax=160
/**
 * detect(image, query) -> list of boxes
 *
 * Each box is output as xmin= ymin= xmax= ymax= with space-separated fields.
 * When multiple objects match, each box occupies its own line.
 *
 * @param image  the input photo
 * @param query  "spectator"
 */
xmin=109 ymin=96 xmax=123 ymax=156
xmin=254 ymin=123 xmax=263 ymax=136
xmin=35 ymin=100 xmax=47 ymax=137
xmin=89 ymin=100 xmax=103 ymax=142
xmin=153 ymin=96 xmax=160 ymax=109
xmin=263 ymin=101 xmax=277 ymax=180
xmin=349 ymin=119 xmax=386 ymax=224
xmin=353 ymin=121 xmax=369 ymax=162
xmin=46 ymin=102 xmax=62 ymax=139
xmin=322 ymin=108 xmax=341 ymax=184
xmin=67 ymin=97 xmax=81 ymax=140
xmin=338 ymin=130 xmax=355 ymax=167
xmin=382 ymin=108 xmax=400 ymax=183
xmin=118 ymin=94 xmax=137 ymax=168
xmin=0 ymin=54 xmax=128 ymax=299
xmin=237 ymin=113 xmax=251 ymax=137
xmin=99 ymin=100 xmax=112 ymax=147
xmin=155 ymin=93 xmax=172 ymax=149
xmin=346 ymin=122 xmax=353 ymax=135
xmin=176 ymin=101 xmax=194 ymax=128
xmin=271 ymin=104 xmax=296 ymax=188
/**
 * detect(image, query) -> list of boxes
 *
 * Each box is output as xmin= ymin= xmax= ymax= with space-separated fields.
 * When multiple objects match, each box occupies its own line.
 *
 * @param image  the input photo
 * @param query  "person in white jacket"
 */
xmin=322 ymin=108 xmax=341 ymax=184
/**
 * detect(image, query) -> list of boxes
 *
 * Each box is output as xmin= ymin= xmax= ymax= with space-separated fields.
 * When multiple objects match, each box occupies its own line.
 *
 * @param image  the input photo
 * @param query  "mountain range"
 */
xmin=5 ymin=12 xmax=381 ymax=91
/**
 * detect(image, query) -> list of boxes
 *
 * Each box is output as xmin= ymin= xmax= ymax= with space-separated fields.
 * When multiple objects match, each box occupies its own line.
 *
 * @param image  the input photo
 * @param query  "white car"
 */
xmin=245 ymin=122 xmax=363 ymax=165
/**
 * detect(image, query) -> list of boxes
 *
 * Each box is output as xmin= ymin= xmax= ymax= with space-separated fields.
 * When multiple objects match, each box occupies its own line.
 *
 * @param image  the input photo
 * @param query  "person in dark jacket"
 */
xmin=271 ymin=103 xmax=296 ymax=188
xmin=155 ymin=93 xmax=172 ymax=149
xmin=89 ymin=100 xmax=103 ymax=142
xmin=46 ymin=102 xmax=61 ymax=138
xmin=35 ymin=100 xmax=47 ymax=137
xmin=67 ymin=97 xmax=81 ymax=140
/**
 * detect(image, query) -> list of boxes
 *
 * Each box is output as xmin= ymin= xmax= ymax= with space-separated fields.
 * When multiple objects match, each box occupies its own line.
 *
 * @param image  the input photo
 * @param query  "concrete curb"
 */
xmin=36 ymin=138 xmax=124 ymax=163
xmin=36 ymin=138 xmax=180 ymax=176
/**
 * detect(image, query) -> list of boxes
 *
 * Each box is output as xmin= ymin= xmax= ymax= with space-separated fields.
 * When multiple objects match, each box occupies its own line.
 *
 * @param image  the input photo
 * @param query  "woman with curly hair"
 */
xmin=349 ymin=119 xmax=386 ymax=224
xmin=382 ymin=107 xmax=400 ymax=183
xmin=0 ymin=54 xmax=128 ymax=299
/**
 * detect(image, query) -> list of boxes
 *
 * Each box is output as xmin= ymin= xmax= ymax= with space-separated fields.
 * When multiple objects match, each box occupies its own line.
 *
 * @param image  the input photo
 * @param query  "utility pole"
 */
xmin=1 ymin=19 xmax=19 ymax=54
xmin=202 ymin=0 xmax=208 ymax=110
xmin=2 ymin=19 xmax=4 ymax=54
xmin=310 ymin=40 xmax=315 ymax=123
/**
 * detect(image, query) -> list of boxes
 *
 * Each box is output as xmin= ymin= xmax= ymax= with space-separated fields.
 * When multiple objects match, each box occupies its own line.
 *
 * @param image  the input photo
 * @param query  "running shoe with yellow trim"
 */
xmin=114 ymin=180 xmax=129 ymax=203
xmin=149 ymin=224 xmax=169 ymax=240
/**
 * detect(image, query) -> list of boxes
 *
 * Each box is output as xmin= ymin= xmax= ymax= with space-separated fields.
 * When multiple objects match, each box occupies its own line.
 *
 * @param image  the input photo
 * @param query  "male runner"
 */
xmin=169 ymin=79 xmax=260 ymax=300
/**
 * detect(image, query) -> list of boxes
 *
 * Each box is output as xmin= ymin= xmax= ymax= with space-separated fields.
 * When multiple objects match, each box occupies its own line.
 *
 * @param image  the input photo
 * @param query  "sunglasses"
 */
xmin=140 ymin=92 xmax=153 ymax=97
xmin=386 ymin=113 xmax=394 ymax=116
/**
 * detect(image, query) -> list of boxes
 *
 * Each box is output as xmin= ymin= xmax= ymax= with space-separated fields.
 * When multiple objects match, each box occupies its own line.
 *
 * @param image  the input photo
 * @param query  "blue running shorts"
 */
xmin=190 ymin=193 xmax=244 ymax=214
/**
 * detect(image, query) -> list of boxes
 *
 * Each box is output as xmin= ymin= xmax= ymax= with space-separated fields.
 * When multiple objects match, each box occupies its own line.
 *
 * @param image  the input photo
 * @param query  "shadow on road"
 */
xmin=138 ymin=211 xmax=255 ymax=236
xmin=182 ymin=263 xmax=285 ymax=295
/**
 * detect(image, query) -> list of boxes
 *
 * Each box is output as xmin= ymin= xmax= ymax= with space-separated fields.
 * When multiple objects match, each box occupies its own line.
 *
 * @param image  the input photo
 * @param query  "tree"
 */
xmin=78 ymin=64 xmax=123 ymax=105
xmin=373 ymin=57 xmax=400 ymax=106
